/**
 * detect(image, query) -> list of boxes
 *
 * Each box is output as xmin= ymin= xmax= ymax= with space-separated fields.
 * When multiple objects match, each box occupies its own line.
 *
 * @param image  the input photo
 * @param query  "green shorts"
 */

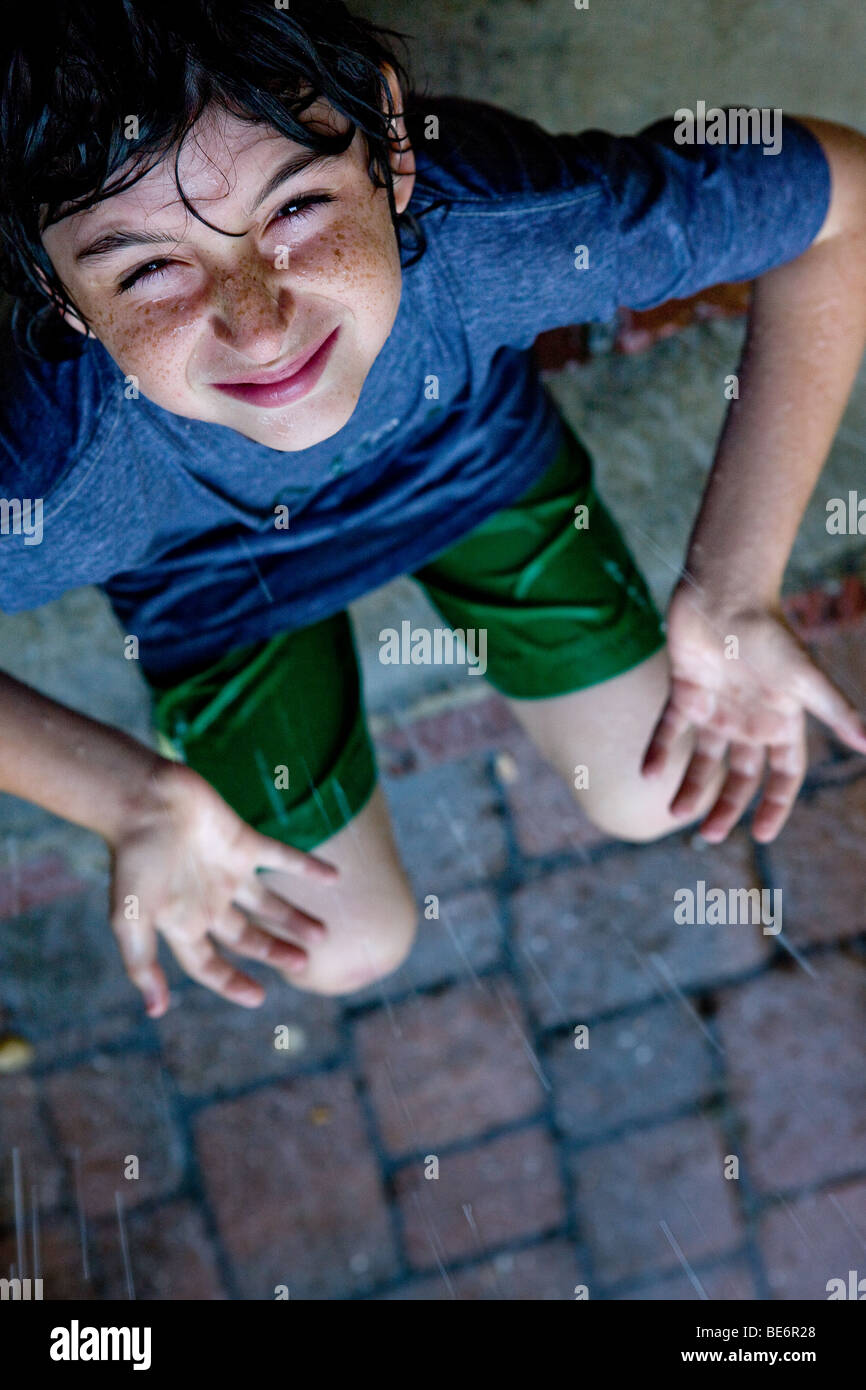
xmin=145 ymin=419 xmax=665 ymax=851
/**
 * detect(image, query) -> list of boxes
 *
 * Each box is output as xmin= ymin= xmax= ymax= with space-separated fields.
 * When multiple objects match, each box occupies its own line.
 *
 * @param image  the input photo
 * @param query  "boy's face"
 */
xmin=40 ymin=69 xmax=415 ymax=451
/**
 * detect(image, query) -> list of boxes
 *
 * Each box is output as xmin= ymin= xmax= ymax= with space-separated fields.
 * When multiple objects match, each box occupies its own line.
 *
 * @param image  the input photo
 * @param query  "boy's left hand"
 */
xmin=641 ymin=582 xmax=866 ymax=843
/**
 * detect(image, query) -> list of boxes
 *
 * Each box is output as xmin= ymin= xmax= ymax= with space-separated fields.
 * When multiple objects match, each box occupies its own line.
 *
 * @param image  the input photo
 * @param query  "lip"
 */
xmin=212 ymin=327 xmax=340 ymax=407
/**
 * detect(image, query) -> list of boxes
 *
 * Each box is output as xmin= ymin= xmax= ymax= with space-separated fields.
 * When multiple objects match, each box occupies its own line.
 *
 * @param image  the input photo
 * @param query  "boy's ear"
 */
xmin=380 ymin=62 xmax=415 ymax=214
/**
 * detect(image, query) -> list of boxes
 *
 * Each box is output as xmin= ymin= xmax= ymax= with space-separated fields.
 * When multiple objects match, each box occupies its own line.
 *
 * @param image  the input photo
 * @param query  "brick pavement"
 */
xmin=1 ymin=608 xmax=866 ymax=1300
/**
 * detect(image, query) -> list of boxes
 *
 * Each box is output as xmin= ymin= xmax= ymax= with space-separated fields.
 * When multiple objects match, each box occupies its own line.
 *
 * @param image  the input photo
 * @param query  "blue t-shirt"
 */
xmin=0 ymin=97 xmax=831 ymax=679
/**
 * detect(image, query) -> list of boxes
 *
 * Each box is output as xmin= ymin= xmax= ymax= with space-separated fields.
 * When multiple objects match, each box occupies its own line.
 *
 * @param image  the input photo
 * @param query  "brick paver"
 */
xmin=512 ymin=831 xmax=769 ymax=1029
xmin=758 ymin=1179 xmax=866 ymax=1301
xmin=571 ymin=1115 xmax=745 ymax=1286
xmin=0 ymin=1073 xmax=65 ymax=1211
xmin=716 ymin=956 xmax=866 ymax=1194
xmin=373 ymin=694 xmax=518 ymax=773
xmin=94 ymin=1199 xmax=227 ymax=1301
xmin=44 ymin=1053 xmax=187 ymax=1220
xmin=394 ymin=1126 xmax=566 ymax=1270
xmin=0 ymin=1219 xmax=98 ymax=1300
xmin=377 ymin=1237 xmax=585 ymax=1299
xmin=763 ymin=778 xmax=866 ymax=946
xmin=618 ymin=1259 xmax=758 ymax=1300
xmin=156 ymin=985 xmax=342 ymax=1099
xmin=383 ymin=758 xmax=510 ymax=896
xmin=546 ymin=999 xmax=716 ymax=1142
xmin=194 ymin=1070 xmax=398 ymax=1299
xmin=0 ymin=887 xmax=136 ymax=1026
xmin=0 ymin=853 xmax=88 ymax=921
xmin=355 ymin=977 xmax=545 ymax=1154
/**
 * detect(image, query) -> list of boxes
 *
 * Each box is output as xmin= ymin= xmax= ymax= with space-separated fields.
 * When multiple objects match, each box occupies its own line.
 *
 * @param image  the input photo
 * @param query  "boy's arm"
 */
xmin=643 ymin=116 xmax=866 ymax=841
xmin=0 ymin=670 xmax=337 ymax=1014
xmin=0 ymin=669 xmax=168 ymax=841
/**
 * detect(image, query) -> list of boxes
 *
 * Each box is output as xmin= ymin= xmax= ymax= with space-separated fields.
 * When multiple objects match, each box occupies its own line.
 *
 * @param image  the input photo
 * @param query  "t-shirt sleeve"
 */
xmin=588 ymin=110 xmax=832 ymax=309
xmin=427 ymin=102 xmax=832 ymax=353
xmin=0 ymin=303 xmax=115 ymax=613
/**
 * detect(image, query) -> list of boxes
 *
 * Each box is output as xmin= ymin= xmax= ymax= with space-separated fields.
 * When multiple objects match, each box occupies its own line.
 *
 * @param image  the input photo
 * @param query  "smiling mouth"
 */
xmin=212 ymin=327 xmax=340 ymax=408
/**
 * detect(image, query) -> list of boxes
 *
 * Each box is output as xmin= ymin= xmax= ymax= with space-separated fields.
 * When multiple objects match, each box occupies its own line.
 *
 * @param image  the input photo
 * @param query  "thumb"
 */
xmin=109 ymin=892 xmax=170 ymax=1017
xmin=795 ymin=659 xmax=866 ymax=753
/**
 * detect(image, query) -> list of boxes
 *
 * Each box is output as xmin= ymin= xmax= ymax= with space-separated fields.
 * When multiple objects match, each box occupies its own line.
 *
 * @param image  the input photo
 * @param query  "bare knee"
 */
xmin=582 ymin=797 xmax=684 ymax=844
xmin=576 ymin=769 xmax=722 ymax=845
xmin=292 ymin=893 xmax=419 ymax=997
xmin=274 ymin=785 xmax=419 ymax=997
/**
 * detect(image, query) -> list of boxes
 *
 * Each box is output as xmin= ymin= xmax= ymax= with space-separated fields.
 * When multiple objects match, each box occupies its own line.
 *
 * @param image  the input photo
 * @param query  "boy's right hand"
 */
xmin=106 ymin=760 xmax=339 ymax=1018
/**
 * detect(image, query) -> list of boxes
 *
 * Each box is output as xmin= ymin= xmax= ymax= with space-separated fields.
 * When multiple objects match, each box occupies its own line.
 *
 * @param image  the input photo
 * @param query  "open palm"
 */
xmin=642 ymin=583 xmax=866 ymax=842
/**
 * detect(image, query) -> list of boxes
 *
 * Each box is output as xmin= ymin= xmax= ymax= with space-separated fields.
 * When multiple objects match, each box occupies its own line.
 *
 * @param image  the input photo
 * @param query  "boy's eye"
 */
xmin=271 ymin=192 xmax=336 ymax=227
xmin=115 ymin=194 xmax=336 ymax=294
xmin=117 ymin=259 xmax=174 ymax=294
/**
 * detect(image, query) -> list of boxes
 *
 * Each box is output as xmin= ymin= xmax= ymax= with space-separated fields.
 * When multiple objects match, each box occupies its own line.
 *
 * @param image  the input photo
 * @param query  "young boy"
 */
xmin=1 ymin=0 xmax=865 ymax=1020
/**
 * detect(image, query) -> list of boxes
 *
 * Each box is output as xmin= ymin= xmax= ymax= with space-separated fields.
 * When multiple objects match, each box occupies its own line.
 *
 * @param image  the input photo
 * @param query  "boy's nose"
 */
xmin=209 ymin=268 xmax=296 ymax=362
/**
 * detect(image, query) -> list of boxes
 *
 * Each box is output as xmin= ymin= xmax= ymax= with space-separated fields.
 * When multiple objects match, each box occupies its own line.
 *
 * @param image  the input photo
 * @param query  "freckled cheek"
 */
xmin=291 ymin=215 xmax=401 ymax=321
xmin=89 ymin=302 xmax=204 ymax=401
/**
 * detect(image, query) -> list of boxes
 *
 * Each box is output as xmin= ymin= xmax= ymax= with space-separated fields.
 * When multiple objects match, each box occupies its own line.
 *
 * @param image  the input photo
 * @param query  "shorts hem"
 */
xmin=484 ymin=624 xmax=667 ymax=701
xmin=255 ymin=711 xmax=379 ymax=852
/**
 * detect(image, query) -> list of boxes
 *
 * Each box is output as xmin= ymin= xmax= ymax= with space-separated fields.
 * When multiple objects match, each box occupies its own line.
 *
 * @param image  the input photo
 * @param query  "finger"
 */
xmin=796 ymin=665 xmax=866 ymax=754
xmin=212 ymin=912 xmax=308 ymax=976
xmin=233 ymin=885 xmax=327 ymax=944
xmin=750 ymin=732 xmax=807 ymax=843
xmin=169 ymin=935 xmax=266 ymax=1008
xmin=641 ymin=700 xmax=694 ymax=777
xmin=110 ymin=911 xmax=171 ymax=1019
xmin=698 ymin=742 xmax=765 ymax=844
xmin=250 ymin=835 xmax=340 ymax=885
xmin=668 ymin=730 xmax=729 ymax=818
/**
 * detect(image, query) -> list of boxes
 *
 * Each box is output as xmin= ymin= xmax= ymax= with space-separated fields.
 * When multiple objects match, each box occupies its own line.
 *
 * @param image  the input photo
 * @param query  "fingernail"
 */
xmin=143 ymin=987 xmax=162 ymax=1016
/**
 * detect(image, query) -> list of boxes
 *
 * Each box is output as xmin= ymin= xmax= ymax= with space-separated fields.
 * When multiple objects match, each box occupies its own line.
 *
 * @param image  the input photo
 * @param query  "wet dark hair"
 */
xmin=0 ymin=0 xmax=424 ymax=355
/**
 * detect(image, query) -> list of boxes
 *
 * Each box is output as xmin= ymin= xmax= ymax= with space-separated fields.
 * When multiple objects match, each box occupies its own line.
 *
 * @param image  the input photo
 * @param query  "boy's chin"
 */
xmin=211 ymin=388 xmax=360 ymax=452
xmin=217 ymin=404 xmax=352 ymax=452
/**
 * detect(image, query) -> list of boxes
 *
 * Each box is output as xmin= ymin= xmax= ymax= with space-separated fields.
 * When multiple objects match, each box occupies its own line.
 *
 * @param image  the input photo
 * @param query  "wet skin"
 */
xmin=41 ymin=71 xmax=416 ymax=451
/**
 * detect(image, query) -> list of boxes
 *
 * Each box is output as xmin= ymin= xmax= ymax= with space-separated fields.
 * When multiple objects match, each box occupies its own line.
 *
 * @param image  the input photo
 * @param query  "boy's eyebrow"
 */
xmin=74 ymin=150 xmax=339 ymax=264
xmin=75 ymin=228 xmax=187 ymax=264
xmin=248 ymin=149 xmax=339 ymax=213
